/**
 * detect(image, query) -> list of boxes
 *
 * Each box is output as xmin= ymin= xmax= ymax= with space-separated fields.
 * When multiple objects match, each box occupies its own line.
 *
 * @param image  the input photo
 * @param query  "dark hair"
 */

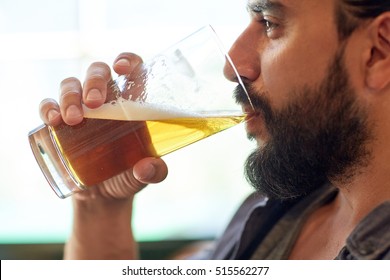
xmin=337 ymin=0 xmax=390 ymax=40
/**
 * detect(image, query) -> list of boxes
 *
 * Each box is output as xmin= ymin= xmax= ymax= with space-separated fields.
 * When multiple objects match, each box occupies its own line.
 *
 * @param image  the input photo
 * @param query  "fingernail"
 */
xmin=137 ymin=163 xmax=156 ymax=181
xmin=115 ymin=58 xmax=131 ymax=67
xmin=86 ymin=88 xmax=103 ymax=102
xmin=65 ymin=105 xmax=82 ymax=120
xmin=47 ymin=109 xmax=60 ymax=123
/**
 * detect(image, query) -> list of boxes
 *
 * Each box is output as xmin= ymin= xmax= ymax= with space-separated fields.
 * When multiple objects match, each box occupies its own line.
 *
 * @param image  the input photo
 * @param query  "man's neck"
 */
xmin=332 ymin=150 xmax=390 ymax=226
xmin=288 ymin=155 xmax=390 ymax=260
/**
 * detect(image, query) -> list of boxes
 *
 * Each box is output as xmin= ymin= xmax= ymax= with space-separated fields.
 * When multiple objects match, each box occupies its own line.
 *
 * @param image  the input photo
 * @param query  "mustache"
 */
xmin=234 ymin=83 xmax=274 ymax=123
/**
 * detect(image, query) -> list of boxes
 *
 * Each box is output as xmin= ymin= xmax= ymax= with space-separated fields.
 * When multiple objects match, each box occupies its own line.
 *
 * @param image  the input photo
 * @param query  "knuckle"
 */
xmin=60 ymin=77 xmax=80 ymax=88
xmin=39 ymin=98 xmax=57 ymax=107
xmin=119 ymin=52 xmax=143 ymax=61
xmin=87 ymin=62 xmax=111 ymax=80
xmin=60 ymin=77 xmax=82 ymax=96
xmin=39 ymin=98 xmax=58 ymax=113
xmin=89 ymin=61 xmax=110 ymax=69
xmin=116 ymin=52 xmax=144 ymax=65
xmin=86 ymin=73 xmax=107 ymax=83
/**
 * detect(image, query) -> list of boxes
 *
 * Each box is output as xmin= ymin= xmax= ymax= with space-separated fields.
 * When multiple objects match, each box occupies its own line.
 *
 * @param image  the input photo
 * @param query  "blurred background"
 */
xmin=0 ymin=0 xmax=255 ymax=259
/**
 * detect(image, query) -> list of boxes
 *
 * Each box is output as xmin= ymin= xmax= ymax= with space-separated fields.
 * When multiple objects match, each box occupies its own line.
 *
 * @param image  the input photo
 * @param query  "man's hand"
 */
xmin=39 ymin=52 xmax=168 ymax=200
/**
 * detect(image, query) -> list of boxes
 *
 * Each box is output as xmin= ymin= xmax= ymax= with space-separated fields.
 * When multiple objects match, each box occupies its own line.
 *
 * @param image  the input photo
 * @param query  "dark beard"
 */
xmin=236 ymin=47 xmax=372 ymax=200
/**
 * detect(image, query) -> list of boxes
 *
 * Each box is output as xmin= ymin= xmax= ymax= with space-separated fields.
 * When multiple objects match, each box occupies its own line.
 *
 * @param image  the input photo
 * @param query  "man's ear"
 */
xmin=366 ymin=12 xmax=390 ymax=91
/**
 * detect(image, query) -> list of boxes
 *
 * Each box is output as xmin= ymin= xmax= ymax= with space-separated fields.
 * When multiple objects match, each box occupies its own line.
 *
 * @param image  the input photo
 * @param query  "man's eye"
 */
xmin=248 ymin=6 xmax=281 ymax=38
xmin=260 ymin=19 xmax=277 ymax=33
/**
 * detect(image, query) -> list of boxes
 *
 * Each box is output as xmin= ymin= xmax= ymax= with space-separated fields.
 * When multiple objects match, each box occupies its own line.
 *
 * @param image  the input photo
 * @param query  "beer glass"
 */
xmin=28 ymin=25 xmax=252 ymax=198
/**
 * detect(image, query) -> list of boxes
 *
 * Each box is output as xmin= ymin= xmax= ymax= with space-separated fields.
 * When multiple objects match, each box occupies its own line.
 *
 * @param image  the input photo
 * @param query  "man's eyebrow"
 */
xmin=247 ymin=0 xmax=285 ymax=14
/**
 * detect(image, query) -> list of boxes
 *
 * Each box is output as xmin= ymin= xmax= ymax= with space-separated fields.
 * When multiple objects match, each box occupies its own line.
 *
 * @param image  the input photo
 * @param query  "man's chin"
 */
xmin=244 ymin=146 xmax=328 ymax=200
xmin=245 ymin=131 xmax=267 ymax=150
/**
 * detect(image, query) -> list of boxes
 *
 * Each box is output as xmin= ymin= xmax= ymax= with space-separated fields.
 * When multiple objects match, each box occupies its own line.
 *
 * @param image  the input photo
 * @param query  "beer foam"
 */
xmin=83 ymin=98 xmax=195 ymax=121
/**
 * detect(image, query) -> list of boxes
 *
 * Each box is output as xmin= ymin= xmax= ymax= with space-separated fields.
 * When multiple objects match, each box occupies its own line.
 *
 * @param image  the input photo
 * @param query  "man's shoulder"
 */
xmin=339 ymin=201 xmax=390 ymax=260
xmin=209 ymin=191 xmax=304 ymax=259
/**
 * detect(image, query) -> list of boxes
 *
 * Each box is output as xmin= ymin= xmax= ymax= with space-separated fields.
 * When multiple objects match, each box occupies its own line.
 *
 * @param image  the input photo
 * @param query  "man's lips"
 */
xmin=241 ymin=105 xmax=268 ymax=141
xmin=242 ymin=105 xmax=259 ymax=120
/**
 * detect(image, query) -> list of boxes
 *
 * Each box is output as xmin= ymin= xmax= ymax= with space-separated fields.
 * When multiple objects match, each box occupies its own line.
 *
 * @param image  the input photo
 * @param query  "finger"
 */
xmin=83 ymin=62 xmax=112 ymax=108
xmin=39 ymin=98 xmax=62 ymax=126
xmin=59 ymin=77 xmax=84 ymax=126
xmin=133 ymin=157 xmax=168 ymax=184
xmin=112 ymin=52 xmax=143 ymax=75
xmin=113 ymin=53 xmax=146 ymax=101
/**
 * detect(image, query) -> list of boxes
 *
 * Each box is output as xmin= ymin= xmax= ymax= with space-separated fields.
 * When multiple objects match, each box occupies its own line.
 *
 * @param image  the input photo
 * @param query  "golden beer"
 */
xmin=50 ymin=115 xmax=245 ymax=187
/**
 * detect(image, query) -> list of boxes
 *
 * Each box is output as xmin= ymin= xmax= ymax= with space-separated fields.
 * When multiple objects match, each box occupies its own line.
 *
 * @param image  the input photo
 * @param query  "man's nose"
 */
xmin=223 ymin=25 xmax=261 ymax=83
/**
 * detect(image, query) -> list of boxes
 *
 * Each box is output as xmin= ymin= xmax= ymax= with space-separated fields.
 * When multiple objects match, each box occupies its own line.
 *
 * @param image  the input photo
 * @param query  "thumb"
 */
xmin=133 ymin=157 xmax=168 ymax=184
